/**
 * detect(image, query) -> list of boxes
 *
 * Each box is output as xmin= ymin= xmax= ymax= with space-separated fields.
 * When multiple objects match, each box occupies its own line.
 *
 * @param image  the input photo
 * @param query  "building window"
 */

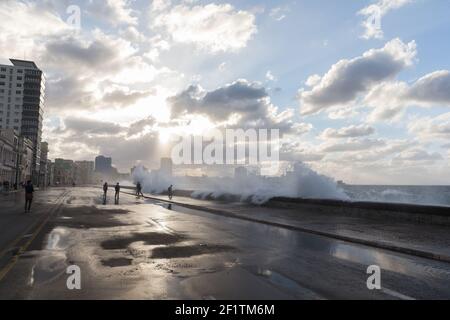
xmin=16 ymin=90 xmax=21 ymax=94
xmin=0 ymin=67 xmax=6 ymax=72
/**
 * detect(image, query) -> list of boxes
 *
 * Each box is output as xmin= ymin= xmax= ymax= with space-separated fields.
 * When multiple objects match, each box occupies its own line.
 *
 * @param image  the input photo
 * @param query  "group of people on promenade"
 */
xmin=102 ymin=182 xmax=174 ymax=204
xmin=11 ymin=180 xmax=175 ymax=214
xmin=102 ymin=182 xmax=121 ymax=204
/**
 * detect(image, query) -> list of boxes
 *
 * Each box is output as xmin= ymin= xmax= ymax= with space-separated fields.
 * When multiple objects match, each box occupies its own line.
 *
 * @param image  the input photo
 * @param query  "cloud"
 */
xmin=392 ymin=148 xmax=443 ymax=162
xmin=321 ymin=124 xmax=375 ymax=139
xmin=168 ymin=79 xmax=294 ymax=131
xmin=151 ymin=0 xmax=172 ymax=12
xmin=269 ymin=6 xmax=290 ymax=21
xmin=266 ymin=71 xmax=276 ymax=81
xmin=63 ymin=117 xmax=125 ymax=135
xmin=102 ymin=89 xmax=157 ymax=108
xmin=87 ymin=0 xmax=138 ymax=26
xmin=279 ymin=140 xmax=325 ymax=162
xmin=358 ymin=0 xmax=411 ymax=39
xmin=218 ymin=62 xmax=227 ymax=72
xmin=328 ymin=106 xmax=360 ymax=120
xmin=37 ymin=28 xmax=175 ymax=114
xmin=292 ymin=123 xmax=313 ymax=135
xmin=0 ymin=0 xmax=69 ymax=38
xmin=44 ymin=30 xmax=137 ymax=73
xmin=366 ymin=70 xmax=450 ymax=122
xmin=46 ymin=75 xmax=96 ymax=112
xmin=406 ymin=70 xmax=450 ymax=105
xmin=46 ymin=116 xmax=166 ymax=170
xmin=333 ymin=139 xmax=415 ymax=163
xmin=298 ymin=38 xmax=417 ymax=116
xmin=280 ymin=150 xmax=325 ymax=162
xmin=319 ymin=138 xmax=386 ymax=153
xmin=152 ymin=3 xmax=257 ymax=53
xmin=0 ymin=0 xmax=71 ymax=59
xmin=408 ymin=112 xmax=450 ymax=141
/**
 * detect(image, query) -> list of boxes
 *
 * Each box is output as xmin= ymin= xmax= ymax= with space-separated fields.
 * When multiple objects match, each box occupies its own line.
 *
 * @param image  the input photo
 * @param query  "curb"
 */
xmin=122 ymin=191 xmax=450 ymax=264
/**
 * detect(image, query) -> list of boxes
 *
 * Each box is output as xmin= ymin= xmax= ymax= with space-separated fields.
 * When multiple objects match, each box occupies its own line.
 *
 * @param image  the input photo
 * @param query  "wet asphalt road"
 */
xmin=0 ymin=187 xmax=449 ymax=300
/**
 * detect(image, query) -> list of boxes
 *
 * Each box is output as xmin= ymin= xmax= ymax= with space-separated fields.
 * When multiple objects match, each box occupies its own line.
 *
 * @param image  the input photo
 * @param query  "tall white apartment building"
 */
xmin=0 ymin=59 xmax=45 ymax=183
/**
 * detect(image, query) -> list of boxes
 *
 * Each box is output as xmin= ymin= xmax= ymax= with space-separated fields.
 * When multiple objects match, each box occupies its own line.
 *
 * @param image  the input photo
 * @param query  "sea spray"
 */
xmin=131 ymin=161 xmax=348 ymax=204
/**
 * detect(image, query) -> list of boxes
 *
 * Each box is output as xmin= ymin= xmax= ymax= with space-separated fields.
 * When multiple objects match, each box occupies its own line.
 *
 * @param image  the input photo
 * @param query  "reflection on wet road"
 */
xmin=0 ymin=187 xmax=449 ymax=299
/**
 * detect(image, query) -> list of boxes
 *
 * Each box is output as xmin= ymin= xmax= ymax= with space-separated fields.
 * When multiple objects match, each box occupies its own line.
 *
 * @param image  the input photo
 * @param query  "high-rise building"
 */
xmin=0 ymin=59 xmax=45 ymax=184
xmin=95 ymin=155 xmax=112 ymax=174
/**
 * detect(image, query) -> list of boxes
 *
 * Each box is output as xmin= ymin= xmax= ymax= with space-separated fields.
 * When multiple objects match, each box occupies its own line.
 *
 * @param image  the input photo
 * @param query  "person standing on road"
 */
xmin=136 ymin=182 xmax=144 ymax=198
xmin=24 ymin=180 xmax=34 ymax=213
xmin=103 ymin=182 xmax=108 ymax=203
xmin=168 ymin=185 xmax=173 ymax=200
xmin=115 ymin=183 xmax=120 ymax=204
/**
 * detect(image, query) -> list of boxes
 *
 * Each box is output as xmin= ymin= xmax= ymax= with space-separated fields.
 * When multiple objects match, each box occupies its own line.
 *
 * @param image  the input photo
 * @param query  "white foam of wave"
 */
xmin=131 ymin=162 xmax=348 ymax=204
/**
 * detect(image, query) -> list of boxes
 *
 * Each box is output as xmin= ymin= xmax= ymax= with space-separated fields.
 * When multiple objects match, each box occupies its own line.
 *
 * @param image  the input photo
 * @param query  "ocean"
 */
xmin=342 ymin=185 xmax=450 ymax=207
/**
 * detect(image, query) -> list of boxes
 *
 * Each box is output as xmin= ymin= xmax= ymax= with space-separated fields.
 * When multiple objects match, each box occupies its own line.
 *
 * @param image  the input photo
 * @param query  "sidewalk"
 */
xmin=137 ymin=193 xmax=450 ymax=263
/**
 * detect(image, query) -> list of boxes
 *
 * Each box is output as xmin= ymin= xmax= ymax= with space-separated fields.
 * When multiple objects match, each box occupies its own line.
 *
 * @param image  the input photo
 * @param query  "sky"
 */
xmin=0 ymin=0 xmax=449 ymax=184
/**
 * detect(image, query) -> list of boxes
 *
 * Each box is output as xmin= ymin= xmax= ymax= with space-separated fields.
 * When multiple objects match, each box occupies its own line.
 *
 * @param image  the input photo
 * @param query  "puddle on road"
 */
xmin=331 ymin=242 xmax=450 ymax=279
xmin=29 ymin=252 xmax=67 ymax=286
xmin=102 ymin=258 xmax=133 ymax=268
xmin=28 ymin=227 xmax=74 ymax=287
xmin=151 ymin=244 xmax=235 ymax=259
xmin=101 ymin=232 xmax=185 ymax=250
xmin=56 ymin=206 xmax=133 ymax=229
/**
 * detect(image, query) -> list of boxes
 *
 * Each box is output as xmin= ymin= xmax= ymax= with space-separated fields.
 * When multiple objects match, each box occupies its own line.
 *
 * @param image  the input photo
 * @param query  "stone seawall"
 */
xmin=267 ymin=197 xmax=450 ymax=226
xmin=121 ymin=186 xmax=450 ymax=226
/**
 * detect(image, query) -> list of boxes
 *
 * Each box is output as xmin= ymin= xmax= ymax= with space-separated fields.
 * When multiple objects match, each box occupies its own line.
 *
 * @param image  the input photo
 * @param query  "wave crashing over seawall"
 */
xmin=131 ymin=162 xmax=348 ymax=205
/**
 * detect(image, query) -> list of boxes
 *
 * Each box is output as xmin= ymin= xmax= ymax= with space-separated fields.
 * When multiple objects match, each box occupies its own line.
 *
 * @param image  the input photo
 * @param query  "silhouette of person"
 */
xmin=168 ymin=185 xmax=173 ymax=200
xmin=136 ymin=182 xmax=144 ymax=198
xmin=115 ymin=183 xmax=120 ymax=204
xmin=24 ymin=180 xmax=34 ymax=213
xmin=103 ymin=182 xmax=108 ymax=204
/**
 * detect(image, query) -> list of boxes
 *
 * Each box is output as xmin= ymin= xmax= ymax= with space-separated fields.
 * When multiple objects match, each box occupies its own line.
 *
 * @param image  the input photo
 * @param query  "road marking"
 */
xmin=0 ymin=190 xmax=69 ymax=260
xmin=0 ymin=190 xmax=69 ymax=282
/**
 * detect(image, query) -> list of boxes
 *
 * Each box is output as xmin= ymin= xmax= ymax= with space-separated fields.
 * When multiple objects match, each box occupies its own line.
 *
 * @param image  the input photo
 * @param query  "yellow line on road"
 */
xmin=0 ymin=190 xmax=69 ymax=282
xmin=0 ymin=190 xmax=68 ymax=260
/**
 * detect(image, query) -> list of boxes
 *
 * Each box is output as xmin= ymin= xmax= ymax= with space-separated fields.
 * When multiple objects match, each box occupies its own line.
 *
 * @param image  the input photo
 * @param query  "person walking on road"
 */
xmin=136 ymin=182 xmax=144 ymax=199
xmin=168 ymin=185 xmax=173 ymax=200
xmin=103 ymin=182 xmax=108 ymax=204
xmin=115 ymin=183 xmax=121 ymax=204
xmin=24 ymin=180 xmax=34 ymax=213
